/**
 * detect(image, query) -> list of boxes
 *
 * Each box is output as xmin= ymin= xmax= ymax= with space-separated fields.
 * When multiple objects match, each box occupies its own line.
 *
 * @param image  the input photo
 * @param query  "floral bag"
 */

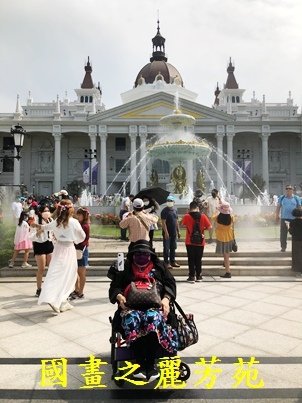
xmin=172 ymin=300 xmax=199 ymax=351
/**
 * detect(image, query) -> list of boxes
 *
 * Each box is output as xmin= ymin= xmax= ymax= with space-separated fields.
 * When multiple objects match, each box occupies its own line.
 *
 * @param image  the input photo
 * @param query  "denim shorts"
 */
xmin=77 ymin=247 xmax=89 ymax=268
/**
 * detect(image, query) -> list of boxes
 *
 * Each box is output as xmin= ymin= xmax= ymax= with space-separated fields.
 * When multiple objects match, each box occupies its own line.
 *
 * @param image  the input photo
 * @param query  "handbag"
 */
xmin=172 ymin=300 xmax=198 ymax=351
xmin=76 ymin=246 xmax=86 ymax=260
xmin=231 ymin=221 xmax=238 ymax=252
xmin=125 ymin=278 xmax=162 ymax=310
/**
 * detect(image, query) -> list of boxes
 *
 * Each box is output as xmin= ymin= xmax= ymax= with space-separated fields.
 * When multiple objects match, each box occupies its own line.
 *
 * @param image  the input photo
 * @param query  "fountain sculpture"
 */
xmin=148 ymin=106 xmax=211 ymax=203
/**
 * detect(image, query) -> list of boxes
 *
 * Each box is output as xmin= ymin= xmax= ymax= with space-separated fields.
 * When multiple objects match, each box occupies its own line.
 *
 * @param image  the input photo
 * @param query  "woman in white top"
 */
xmin=29 ymin=204 xmax=54 ymax=297
xmin=32 ymin=199 xmax=85 ymax=313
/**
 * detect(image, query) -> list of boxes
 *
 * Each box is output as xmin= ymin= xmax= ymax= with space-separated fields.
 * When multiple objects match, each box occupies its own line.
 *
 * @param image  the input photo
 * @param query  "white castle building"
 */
xmin=0 ymin=21 xmax=301 ymax=197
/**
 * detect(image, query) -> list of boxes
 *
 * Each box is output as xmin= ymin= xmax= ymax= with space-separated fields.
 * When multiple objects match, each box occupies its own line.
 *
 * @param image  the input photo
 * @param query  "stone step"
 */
xmin=87 ymin=257 xmax=290 ymax=267
xmin=7 ymin=255 xmax=291 ymax=268
xmin=0 ymin=265 xmax=293 ymax=277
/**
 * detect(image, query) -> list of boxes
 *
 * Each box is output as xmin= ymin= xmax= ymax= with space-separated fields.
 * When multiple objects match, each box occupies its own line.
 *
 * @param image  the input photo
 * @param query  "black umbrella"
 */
xmin=135 ymin=187 xmax=170 ymax=205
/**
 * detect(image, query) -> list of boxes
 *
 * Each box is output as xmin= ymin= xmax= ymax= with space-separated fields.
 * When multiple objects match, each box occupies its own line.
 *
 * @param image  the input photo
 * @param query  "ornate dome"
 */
xmin=134 ymin=21 xmax=184 ymax=88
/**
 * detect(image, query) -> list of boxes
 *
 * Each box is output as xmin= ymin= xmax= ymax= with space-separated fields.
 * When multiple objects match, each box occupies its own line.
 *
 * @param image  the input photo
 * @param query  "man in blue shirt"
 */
xmin=275 ymin=185 xmax=301 ymax=252
xmin=161 ymin=195 xmax=181 ymax=269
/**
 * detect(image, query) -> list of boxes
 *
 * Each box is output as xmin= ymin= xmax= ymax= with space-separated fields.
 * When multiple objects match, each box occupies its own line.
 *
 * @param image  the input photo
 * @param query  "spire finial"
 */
xmin=15 ymin=94 xmax=22 ymax=113
xmin=225 ymin=57 xmax=238 ymax=89
xmin=150 ymin=15 xmax=167 ymax=62
xmin=56 ymin=94 xmax=60 ymax=113
xmin=81 ymin=57 xmax=94 ymax=88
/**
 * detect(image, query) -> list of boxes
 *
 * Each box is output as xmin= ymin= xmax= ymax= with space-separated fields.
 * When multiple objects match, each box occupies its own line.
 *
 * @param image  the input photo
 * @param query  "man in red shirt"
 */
xmin=182 ymin=201 xmax=211 ymax=283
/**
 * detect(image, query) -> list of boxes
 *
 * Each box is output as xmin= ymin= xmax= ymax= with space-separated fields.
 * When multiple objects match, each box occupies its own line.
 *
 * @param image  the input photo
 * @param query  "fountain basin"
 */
xmin=148 ymin=139 xmax=211 ymax=162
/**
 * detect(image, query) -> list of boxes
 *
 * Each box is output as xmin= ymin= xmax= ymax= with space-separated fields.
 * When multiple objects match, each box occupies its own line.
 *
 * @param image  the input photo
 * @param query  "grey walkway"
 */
xmin=1 ymin=272 xmax=302 ymax=402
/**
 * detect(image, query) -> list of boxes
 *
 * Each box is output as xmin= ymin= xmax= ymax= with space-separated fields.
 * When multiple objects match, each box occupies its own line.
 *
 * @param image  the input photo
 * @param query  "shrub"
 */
xmin=94 ymin=213 xmax=120 ymax=226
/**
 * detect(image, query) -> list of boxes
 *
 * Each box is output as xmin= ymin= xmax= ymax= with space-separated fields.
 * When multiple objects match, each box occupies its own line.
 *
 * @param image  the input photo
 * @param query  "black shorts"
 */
xmin=33 ymin=241 xmax=54 ymax=256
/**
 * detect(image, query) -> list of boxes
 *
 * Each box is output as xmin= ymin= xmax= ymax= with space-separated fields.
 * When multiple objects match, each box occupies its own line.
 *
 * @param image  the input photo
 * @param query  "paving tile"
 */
xmin=280 ymin=308 xmax=302 ymax=323
xmin=201 ymin=317 xmax=249 ymax=339
xmin=260 ymin=317 xmax=302 ymax=340
xmin=240 ymin=301 xmax=290 ymax=316
xmin=206 ymin=341 xmax=269 ymax=357
xmin=234 ymin=329 xmax=301 ymax=355
xmin=260 ymin=294 xmax=302 ymax=308
xmin=49 ymin=317 xmax=107 ymax=340
xmin=217 ymin=308 xmax=270 ymax=327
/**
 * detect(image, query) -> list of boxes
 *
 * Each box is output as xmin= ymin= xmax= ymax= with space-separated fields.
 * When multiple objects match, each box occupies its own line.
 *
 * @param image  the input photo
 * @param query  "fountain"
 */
xmin=148 ymin=106 xmax=211 ymax=204
xmin=79 ymin=189 xmax=93 ymax=206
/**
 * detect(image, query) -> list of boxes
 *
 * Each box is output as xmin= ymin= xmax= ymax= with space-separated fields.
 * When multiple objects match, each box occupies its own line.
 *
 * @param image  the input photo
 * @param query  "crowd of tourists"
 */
xmin=119 ymin=188 xmax=236 ymax=282
xmin=7 ymin=183 xmax=302 ymax=313
xmin=119 ymin=184 xmax=302 ymax=281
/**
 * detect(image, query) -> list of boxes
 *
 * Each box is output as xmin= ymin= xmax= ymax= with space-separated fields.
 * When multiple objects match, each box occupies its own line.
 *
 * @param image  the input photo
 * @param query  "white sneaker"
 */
xmin=60 ymin=301 xmax=73 ymax=312
xmin=21 ymin=262 xmax=32 ymax=268
xmin=8 ymin=261 xmax=14 ymax=268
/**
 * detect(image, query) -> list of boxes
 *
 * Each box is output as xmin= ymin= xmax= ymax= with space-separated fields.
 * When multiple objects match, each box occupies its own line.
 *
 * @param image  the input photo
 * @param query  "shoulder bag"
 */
xmin=172 ymin=300 xmax=199 ymax=351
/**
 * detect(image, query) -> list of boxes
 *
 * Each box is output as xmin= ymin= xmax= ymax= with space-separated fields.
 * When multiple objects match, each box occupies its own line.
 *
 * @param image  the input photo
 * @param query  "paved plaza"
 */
xmin=1 ymin=239 xmax=302 ymax=402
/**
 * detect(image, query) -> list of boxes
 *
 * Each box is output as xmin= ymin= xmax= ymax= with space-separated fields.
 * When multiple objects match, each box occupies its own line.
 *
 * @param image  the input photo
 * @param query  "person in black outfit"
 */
xmin=108 ymin=240 xmax=178 ymax=382
xmin=289 ymin=208 xmax=302 ymax=275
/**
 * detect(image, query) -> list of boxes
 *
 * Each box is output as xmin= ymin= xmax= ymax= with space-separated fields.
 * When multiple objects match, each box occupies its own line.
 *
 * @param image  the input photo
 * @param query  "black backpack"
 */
xmin=190 ymin=217 xmax=204 ymax=244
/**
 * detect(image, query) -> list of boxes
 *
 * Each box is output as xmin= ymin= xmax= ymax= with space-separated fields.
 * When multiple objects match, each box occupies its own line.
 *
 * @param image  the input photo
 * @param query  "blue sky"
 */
xmin=0 ymin=0 xmax=301 ymax=111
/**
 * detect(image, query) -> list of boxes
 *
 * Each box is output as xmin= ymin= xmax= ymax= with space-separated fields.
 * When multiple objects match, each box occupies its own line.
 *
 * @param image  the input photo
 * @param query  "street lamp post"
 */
xmin=84 ymin=149 xmax=97 ymax=194
xmin=0 ymin=124 xmax=27 ymax=162
xmin=0 ymin=124 xmax=28 ymax=194
xmin=10 ymin=124 xmax=27 ymax=160
xmin=237 ymin=149 xmax=250 ymax=204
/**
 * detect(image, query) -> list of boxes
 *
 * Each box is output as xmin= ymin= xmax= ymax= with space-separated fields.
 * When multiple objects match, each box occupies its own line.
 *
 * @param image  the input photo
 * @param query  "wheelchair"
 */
xmin=109 ymin=313 xmax=191 ymax=387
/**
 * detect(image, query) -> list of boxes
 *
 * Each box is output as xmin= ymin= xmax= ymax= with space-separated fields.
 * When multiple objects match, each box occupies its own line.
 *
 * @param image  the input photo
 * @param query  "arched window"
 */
xmin=80 ymin=96 xmax=84 ymax=103
xmin=232 ymin=96 xmax=235 ymax=103
xmin=89 ymin=96 xmax=93 ymax=103
xmin=227 ymin=96 xmax=229 ymax=103
xmin=85 ymin=96 xmax=88 ymax=103
xmin=236 ymin=96 xmax=240 ymax=103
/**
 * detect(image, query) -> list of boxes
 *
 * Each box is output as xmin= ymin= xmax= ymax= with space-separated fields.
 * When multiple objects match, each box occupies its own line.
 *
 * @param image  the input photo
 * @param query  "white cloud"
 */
xmin=0 ymin=0 xmax=301 ymax=111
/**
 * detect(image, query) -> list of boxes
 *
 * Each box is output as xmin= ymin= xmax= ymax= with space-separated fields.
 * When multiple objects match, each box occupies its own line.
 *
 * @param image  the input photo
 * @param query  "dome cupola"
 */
xmin=134 ymin=20 xmax=183 ymax=88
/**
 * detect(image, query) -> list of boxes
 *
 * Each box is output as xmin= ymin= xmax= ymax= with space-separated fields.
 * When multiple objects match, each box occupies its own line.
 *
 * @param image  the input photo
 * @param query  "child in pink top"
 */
xmin=9 ymin=211 xmax=33 ymax=268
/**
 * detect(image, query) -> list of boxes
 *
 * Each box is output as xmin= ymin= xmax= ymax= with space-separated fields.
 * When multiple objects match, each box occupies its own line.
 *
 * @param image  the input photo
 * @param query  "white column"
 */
xmin=129 ymin=126 xmax=138 ymax=195
xmin=89 ymin=125 xmax=97 ymax=194
xmin=261 ymin=125 xmax=270 ymax=190
xmin=13 ymin=150 xmax=21 ymax=186
xmin=226 ymin=125 xmax=235 ymax=194
xmin=52 ymin=125 xmax=62 ymax=192
xmin=186 ymin=160 xmax=194 ymax=191
xmin=99 ymin=125 xmax=107 ymax=195
xmin=139 ymin=125 xmax=147 ymax=189
xmin=216 ymin=125 xmax=225 ymax=190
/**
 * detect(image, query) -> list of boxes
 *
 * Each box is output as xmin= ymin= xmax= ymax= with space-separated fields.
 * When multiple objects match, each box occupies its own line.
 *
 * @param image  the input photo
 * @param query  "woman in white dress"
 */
xmin=32 ymin=199 xmax=85 ymax=313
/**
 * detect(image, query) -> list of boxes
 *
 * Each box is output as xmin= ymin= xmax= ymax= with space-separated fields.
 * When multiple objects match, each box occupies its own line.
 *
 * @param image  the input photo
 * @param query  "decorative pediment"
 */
xmin=88 ymin=92 xmax=234 ymax=123
xmin=118 ymin=101 xmax=204 ymax=119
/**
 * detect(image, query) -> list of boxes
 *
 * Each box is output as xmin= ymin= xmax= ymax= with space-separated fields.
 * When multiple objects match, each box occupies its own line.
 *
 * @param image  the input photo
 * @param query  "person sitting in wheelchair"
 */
xmin=109 ymin=239 xmax=178 ymax=382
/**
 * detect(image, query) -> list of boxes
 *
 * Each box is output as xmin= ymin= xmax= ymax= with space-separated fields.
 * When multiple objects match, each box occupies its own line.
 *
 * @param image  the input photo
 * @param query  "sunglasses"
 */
xmin=286 ymin=188 xmax=293 ymax=190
